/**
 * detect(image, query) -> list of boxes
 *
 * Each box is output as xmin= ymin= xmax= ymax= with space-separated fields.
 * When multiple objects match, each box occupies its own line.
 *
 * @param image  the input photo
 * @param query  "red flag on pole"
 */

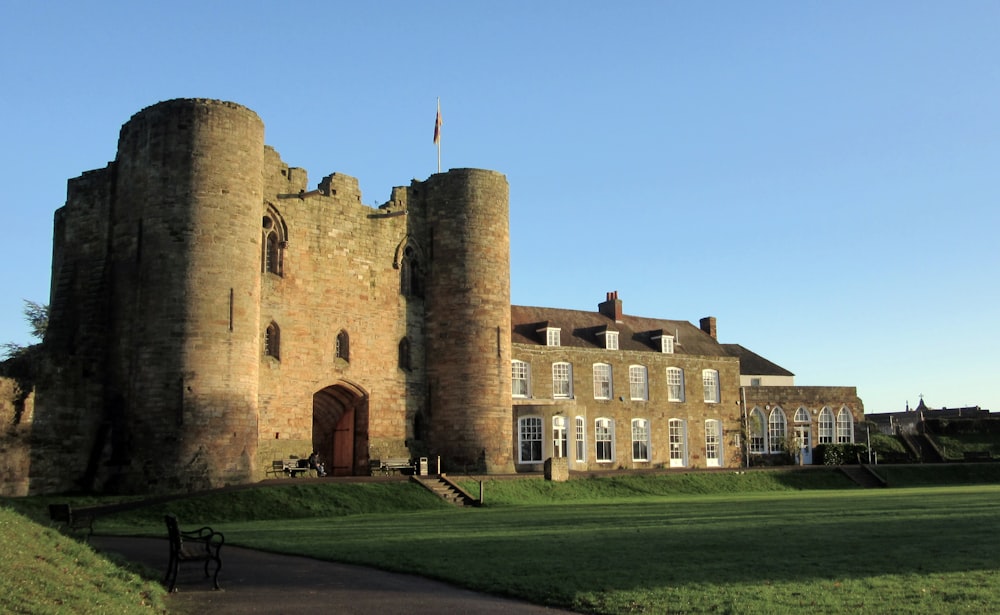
xmin=433 ymin=99 xmax=442 ymax=144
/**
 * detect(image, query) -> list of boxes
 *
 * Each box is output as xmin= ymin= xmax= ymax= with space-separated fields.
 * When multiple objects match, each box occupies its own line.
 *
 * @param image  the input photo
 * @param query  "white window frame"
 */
xmin=518 ymin=416 xmax=543 ymax=463
xmin=660 ymin=335 xmax=674 ymax=354
xmin=748 ymin=407 xmax=767 ymax=454
xmin=629 ymin=365 xmax=648 ymax=401
xmin=631 ymin=418 xmax=650 ymax=462
xmin=768 ymin=407 xmax=787 ymax=453
xmin=836 ymin=407 xmax=854 ymax=443
xmin=666 ymin=367 xmax=685 ymax=402
xmin=818 ymin=407 xmax=834 ymax=444
xmin=552 ymin=362 xmax=573 ymax=399
xmin=593 ymin=363 xmax=612 ymax=400
xmin=702 ymin=369 xmax=719 ymax=403
xmin=546 ymin=327 xmax=561 ymax=347
xmin=512 ymin=360 xmax=530 ymax=399
xmin=552 ymin=415 xmax=567 ymax=459
xmin=705 ymin=419 xmax=722 ymax=467
xmin=599 ymin=330 xmax=619 ymax=350
xmin=595 ymin=418 xmax=615 ymax=463
xmin=668 ymin=418 xmax=687 ymax=467
xmin=574 ymin=416 xmax=587 ymax=463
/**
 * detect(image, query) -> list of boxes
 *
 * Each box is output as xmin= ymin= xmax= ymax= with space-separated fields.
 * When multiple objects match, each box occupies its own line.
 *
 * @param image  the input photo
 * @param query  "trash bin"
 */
xmin=418 ymin=457 xmax=428 ymax=476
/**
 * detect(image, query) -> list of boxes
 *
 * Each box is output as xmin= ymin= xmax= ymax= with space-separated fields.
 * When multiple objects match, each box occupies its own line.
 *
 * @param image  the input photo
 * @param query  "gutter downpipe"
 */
xmin=741 ymin=386 xmax=750 ymax=469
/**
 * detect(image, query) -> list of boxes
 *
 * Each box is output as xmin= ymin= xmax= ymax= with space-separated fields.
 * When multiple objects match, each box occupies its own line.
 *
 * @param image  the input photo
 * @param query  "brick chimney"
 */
xmin=699 ymin=316 xmax=717 ymax=340
xmin=598 ymin=291 xmax=623 ymax=322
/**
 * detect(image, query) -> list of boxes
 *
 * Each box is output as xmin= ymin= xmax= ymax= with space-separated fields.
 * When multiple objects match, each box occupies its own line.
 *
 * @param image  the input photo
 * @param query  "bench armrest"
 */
xmin=181 ymin=526 xmax=225 ymax=548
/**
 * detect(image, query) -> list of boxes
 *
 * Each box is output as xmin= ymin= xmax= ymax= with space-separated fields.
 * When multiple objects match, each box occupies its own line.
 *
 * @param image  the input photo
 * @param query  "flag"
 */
xmin=433 ymin=99 xmax=442 ymax=144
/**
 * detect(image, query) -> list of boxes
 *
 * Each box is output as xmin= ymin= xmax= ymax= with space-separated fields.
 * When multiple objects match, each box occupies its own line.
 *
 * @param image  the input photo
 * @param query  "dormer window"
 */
xmin=652 ymin=334 xmax=674 ymax=354
xmin=597 ymin=330 xmax=619 ymax=350
xmin=546 ymin=328 xmax=561 ymax=347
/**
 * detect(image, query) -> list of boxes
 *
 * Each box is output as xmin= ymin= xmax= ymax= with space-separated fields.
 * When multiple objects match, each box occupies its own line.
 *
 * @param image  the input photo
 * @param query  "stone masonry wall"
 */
xmin=512 ymin=344 xmax=743 ymax=471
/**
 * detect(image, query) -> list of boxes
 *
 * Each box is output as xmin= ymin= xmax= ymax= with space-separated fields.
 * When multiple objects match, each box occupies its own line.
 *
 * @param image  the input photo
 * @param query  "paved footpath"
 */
xmin=93 ymin=536 xmax=576 ymax=615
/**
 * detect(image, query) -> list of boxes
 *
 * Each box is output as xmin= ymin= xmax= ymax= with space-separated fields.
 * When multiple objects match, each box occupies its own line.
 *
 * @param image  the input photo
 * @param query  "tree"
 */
xmin=2 ymin=300 xmax=48 ymax=360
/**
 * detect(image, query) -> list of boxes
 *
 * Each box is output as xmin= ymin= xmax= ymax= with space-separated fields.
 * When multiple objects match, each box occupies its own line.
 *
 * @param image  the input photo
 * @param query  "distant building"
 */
xmin=720 ymin=345 xmax=864 ymax=465
xmin=868 ymin=398 xmax=993 ymax=435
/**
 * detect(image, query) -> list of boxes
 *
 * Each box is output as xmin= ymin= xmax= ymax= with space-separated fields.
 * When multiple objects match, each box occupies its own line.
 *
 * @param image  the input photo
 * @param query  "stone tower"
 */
xmin=29 ymin=99 xmax=516 ymax=495
xmin=42 ymin=100 xmax=265 ymax=492
xmin=420 ymin=169 xmax=514 ymax=473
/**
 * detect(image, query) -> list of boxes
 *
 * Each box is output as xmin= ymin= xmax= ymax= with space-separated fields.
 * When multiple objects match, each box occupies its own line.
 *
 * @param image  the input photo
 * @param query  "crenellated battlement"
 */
xmin=22 ymin=99 xmax=514 ymax=494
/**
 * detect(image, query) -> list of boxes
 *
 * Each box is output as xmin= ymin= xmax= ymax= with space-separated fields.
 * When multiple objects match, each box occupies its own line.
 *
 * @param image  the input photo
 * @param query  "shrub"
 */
xmin=816 ymin=443 xmax=868 ymax=465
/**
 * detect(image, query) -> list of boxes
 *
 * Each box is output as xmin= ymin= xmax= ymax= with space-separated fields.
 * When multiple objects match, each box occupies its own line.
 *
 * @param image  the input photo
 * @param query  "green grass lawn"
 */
xmin=0 ymin=507 xmax=167 ymax=614
xmin=9 ymin=470 xmax=1000 ymax=614
xmin=205 ymin=486 xmax=1000 ymax=614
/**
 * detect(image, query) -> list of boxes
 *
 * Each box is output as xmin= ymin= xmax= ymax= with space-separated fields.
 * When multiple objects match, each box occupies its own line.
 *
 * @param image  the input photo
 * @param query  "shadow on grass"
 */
xmin=222 ymin=487 xmax=1000 ymax=604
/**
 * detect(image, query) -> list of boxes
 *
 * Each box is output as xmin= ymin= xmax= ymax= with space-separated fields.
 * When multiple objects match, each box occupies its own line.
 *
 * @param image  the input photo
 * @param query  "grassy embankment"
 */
xmin=6 ymin=465 xmax=1000 ymax=614
xmin=0 ymin=506 xmax=167 ymax=614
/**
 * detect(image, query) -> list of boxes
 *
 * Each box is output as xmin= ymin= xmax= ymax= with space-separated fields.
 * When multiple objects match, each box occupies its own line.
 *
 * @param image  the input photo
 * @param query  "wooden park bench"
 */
xmin=266 ymin=459 xmax=312 ymax=478
xmin=164 ymin=514 xmax=224 ymax=592
xmin=370 ymin=457 xmax=414 ymax=476
xmin=48 ymin=503 xmax=95 ymax=541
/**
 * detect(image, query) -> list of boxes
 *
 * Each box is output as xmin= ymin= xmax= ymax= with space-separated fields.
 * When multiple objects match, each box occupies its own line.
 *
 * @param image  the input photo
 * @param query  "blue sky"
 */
xmin=2 ymin=1 xmax=997 ymax=414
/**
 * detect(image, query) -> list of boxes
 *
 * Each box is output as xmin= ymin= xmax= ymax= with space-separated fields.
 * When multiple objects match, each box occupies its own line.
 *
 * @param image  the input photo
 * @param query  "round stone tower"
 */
xmin=422 ymin=168 xmax=514 ymax=473
xmin=109 ymin=99 xmax=264 ymax=491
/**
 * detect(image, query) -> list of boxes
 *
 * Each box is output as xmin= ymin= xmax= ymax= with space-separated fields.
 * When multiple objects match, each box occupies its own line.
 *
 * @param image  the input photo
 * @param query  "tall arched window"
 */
xmin=669 ymin=418 xmax=687 ymax=467
xmin=574 ymin=416 xmax=586 ymax=463
xmin=512 ymin=360 xmax=530 ymax=398
xmin=264 ymin=322 xmax=280 ymax=360
xmin=629 ymin=365 xmax=648 ymax=401
xmin=768 ymin=407 xmax=787 ymax=452
xmin=262 ymin=207 xmax=287 ymax=276
xmin=818 ymin=407 xmax=834 ymax=444
xmin=335 ymin=330 xmax=350 ymax=362
xmin=748 ymin=407 xmax=767 ymax=454
xmin=395 ymin=238 xmax=425 ymax=298
xmin=666 ymin=367 xmax=684 ymax=402
xmin=595 ymin=418 xmax=614 ymax=463
xmin=702 ymin=369 xmax=719 ymax=403
xmin=553 ymin=416 xmax=567 ymax=459
xmin=631 ymin=418 xmax=650 ymax=462
xmin=552 ymin=362 xmax=572 ymax=399
xmin=705 ymin=419 xmax=723 ymax=467
xmin=837 ymin=408 xmax=854 ymax=443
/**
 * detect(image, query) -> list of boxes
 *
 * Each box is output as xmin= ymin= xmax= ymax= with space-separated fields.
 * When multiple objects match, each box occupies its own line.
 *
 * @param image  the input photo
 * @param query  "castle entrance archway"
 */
xmin=313 ymin=381 xmax=369 ymax=476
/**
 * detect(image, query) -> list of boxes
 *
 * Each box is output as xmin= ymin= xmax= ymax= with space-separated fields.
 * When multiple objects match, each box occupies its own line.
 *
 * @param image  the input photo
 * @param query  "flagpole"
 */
xmin=435 ymin=97 xmax=442 ymax=173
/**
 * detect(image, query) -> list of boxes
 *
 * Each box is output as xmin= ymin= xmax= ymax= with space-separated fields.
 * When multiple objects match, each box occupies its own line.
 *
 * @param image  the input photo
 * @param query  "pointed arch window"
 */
xmin=262 ymin=207 xmax=287 ymax=276
xmin=395 ymin=238 xmax=425 ymax=298
xmin=264 ymin=322 xmax=280 ymax=360
xmin=335 ymin=330 xmax=350 ymax=362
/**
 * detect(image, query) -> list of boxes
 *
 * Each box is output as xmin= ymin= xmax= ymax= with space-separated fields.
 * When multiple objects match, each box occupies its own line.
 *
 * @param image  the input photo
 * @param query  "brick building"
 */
xmin=9 ymin=99 xmax=862 ymax=495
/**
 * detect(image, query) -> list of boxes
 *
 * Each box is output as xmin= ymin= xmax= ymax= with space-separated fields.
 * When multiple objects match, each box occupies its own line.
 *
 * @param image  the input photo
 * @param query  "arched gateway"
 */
xmin=312 ymin=381 xmax=369 ymax=476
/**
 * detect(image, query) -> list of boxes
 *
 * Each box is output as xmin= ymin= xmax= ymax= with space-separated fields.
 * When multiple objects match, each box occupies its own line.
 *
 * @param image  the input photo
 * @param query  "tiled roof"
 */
xmin=720 ymin=344 xmax=795 ymax=377
xmin=510 ymin=305 xmax=730 ymax=357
